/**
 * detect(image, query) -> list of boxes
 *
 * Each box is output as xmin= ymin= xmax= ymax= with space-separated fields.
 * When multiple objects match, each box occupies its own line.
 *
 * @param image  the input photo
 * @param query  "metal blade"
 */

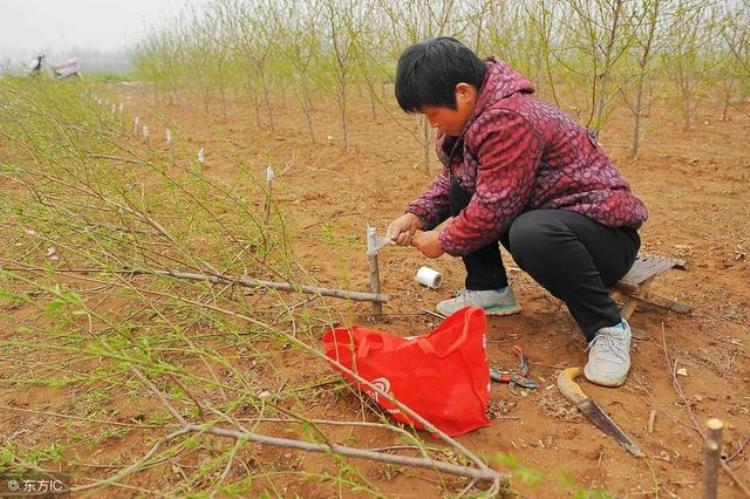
xmin=577 ymin=400 xmax=644 ymax=457
xmin=375 ymin=236 xmax=393 ymax=251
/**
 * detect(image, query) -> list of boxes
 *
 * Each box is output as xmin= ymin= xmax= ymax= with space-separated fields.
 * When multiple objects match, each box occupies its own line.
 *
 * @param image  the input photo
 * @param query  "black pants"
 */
xmin=450 ymin=180 xmax=640 ymax=341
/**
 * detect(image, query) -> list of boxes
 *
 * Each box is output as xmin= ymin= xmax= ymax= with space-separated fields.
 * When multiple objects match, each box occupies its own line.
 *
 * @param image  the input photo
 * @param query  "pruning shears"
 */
xmin=490 ymin=345 xmax=539 ymax=391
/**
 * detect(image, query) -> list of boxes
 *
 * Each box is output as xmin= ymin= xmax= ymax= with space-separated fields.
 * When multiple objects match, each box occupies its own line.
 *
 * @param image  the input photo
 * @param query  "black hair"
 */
xmin=395 ymin=37 xmax=487 ymax=113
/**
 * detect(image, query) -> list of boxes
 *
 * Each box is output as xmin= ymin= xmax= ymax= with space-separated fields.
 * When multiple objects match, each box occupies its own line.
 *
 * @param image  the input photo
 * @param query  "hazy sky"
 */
xmin=0 ymin=0 xmax=208 ymax=57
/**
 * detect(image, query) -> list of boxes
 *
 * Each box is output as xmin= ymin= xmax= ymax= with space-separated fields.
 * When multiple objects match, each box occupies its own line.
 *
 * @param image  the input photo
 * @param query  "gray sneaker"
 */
xmin=584 ymin=320 xmax=632 ymax=387
xmin=436 ymin=287 xmax=521 ymax=317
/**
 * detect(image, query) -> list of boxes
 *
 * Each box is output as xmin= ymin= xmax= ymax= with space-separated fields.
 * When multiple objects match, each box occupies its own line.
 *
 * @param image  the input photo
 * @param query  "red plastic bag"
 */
xmin=322 ymin=306 xmax=491 ymax=436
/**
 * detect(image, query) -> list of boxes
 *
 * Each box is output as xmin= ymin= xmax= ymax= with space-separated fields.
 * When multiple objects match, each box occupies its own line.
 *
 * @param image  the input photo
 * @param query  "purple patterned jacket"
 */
xmin=406 ymin=57 xmax=648 ymax=257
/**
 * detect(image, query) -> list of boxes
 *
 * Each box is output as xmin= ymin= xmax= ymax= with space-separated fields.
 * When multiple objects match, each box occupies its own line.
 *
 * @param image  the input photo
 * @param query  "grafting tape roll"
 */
xmin=415 ymin=266 xmax=442 ymax=289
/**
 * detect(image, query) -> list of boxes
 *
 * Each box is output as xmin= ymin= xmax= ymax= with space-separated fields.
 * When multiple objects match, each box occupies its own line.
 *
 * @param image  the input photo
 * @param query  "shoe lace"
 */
xmin=452 ymin=288 xmax=483 ymax=302
xmin=587 ymin=330 xmax=628 ymax=363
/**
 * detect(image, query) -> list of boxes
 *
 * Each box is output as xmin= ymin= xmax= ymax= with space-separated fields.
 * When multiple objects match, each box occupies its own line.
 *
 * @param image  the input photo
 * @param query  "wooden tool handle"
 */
xmin=557 ymin=367 xmax=589 ymax=406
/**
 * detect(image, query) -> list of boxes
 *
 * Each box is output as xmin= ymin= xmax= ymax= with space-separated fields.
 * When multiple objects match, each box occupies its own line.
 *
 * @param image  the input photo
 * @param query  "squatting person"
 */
xmin=387 ymin=37 xmax=648 ymax=387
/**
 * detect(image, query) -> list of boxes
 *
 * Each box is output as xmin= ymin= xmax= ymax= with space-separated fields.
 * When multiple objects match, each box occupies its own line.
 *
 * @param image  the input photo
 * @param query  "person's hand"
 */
xmin=387 ymin=213 xmax=424 ymax=246
xmin=411 ymin=230 xmax=445 ymax=259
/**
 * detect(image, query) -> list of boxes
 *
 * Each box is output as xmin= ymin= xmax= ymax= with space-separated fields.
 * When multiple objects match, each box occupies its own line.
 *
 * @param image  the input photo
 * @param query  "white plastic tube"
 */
xmin=415 ymin=266 xmax=442 ymax=289
xmin=366 ymin=226 xmax=378 ymax=256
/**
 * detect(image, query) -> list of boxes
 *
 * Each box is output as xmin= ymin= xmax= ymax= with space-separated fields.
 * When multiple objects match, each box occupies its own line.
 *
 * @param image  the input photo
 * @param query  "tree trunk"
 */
xmin=201 ymin=82 xmax=210 ymax=115
xmin=594 ymin=72 xmax=611 ymax=134
xmin=721 ymin=76 xmax=735 ymax=121
xmin=220 ymin=86 xmax=228 ymax=119
xmin=338 ymin=79 xmax=348 ymax=150
xmin=369 ymin=87 xmax=377 ymax=120
xmin=262 ymin=71 xmax=275 ymax=132
xmin=422 ymin=115 xmax=431 ymax=173
xmin=682 ymin=80 xmax=692 ymax=131
xmin=248 ymin=80 xmax=261 ymax=129
xmin=302 ymin=88 xmax=316 ymax=143
xmin=630 ymin=73 xmax=646 ymax=159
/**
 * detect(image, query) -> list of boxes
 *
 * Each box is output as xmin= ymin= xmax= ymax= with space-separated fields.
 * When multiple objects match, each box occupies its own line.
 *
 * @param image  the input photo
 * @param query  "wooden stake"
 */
xmin=702 ymin=418 xmax=724 ymax=499
xmin=197 ymin=147 xmax=205 ymax=169
xmin=648 ymin=409 xmax=657 ymax=434
xmin=166 ymin=128 xmax=174 ymax=161
xmin=133 ymin=116 xmax=140 ymax=135
xmin=367 ymin=225 xmax=382 ymax=315
xmin=142 ymin=124 xmax=150 ymax=144
xmin=264 ymin=165 xmax=273 ymax=224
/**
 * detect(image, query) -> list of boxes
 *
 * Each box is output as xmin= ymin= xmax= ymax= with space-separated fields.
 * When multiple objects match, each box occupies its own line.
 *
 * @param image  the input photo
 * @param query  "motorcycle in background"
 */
xmin=52 ymin=58 xmax=82 ymax=80
xmin=26 ymin=54 xmax=82 ymax=80
xmin=27 ymin=54 xmax=45 ymax=75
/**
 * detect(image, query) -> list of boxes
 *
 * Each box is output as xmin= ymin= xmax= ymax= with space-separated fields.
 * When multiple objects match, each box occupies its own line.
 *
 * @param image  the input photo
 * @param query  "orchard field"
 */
xmin=0 ymin=0 xmax=748 ymax=497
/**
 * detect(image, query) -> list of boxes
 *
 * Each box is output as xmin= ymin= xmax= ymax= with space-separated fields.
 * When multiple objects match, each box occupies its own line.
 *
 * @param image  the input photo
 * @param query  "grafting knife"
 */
xmin=557 ymin=367 xmax=644 ymax=457
xmin=375 ymin=235 xmax=393 ymax=251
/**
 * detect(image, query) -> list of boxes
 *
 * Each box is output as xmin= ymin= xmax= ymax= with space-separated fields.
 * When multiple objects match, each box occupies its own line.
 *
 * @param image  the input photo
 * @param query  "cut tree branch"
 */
xmin=3 ymin=266 xmax=389 ymax=304
xmin=123 ymin=370 xmax=505 ymax=491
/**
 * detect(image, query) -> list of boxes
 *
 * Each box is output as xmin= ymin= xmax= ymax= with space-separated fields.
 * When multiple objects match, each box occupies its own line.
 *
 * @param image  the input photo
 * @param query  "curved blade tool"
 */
xmin=557 ymin=367 xmax=644 ymax=458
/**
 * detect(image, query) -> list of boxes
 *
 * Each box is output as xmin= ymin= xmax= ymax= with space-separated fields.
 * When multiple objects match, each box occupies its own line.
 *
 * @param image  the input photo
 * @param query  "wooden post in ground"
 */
xmin=133 ymin=116 xmax=140 ymax=136
xmin=197 ymin=147 xmax=205 ymax=170
xmin=142 ymin=124 xmax=150 ymax=145
xmin=367 ymin=225 xmax=382 ymax=316
xmin=166 ymin=128 xmax=174 ymax=162
xmin=264 ymin=165 xmax=274 ymax=225
xmin=702 ymin=418 xmax=724 ymax=499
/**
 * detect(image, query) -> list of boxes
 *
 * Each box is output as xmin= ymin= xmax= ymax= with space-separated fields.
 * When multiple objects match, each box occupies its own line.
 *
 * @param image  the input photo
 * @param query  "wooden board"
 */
xmin=618 ymin=254 xmax=686 ymax=290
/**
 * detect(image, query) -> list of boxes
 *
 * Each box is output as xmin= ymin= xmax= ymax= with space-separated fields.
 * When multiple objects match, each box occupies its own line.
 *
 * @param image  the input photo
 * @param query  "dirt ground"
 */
xmin=1 ymin=85 xmax=748 ymax=497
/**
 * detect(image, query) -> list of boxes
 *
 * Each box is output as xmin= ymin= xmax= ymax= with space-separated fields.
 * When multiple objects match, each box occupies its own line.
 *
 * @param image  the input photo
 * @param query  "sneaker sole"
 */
xmin=435 ymin=304 xmax=522 ymax=317
xmin=484 ymin=304 xmax=522 ymax=316
xmin=583 ymin=365 xmax=628 ymax=387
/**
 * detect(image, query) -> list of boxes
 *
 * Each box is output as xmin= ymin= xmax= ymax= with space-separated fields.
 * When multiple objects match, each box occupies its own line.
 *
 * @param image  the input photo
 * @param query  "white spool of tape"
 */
xmin=415 ymin=266 xmax=442 ymax=289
